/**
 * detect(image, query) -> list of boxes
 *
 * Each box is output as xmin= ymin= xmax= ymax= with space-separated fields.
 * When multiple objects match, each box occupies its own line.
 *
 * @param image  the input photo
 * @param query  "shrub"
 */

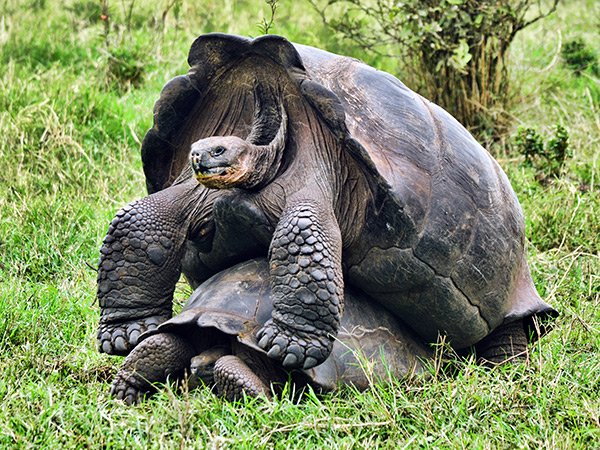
xmin=309 ymin=0 xmax=559 ymax=141
xmin=105 ymin=45 xmax=145 ymax=89
xmin=515 ymin=124 xmax=571 ymax=181
xmin=561 ymin=38 xmax=598 ymax=76
xmin=515 ymin=127 xmax=544 ymax=168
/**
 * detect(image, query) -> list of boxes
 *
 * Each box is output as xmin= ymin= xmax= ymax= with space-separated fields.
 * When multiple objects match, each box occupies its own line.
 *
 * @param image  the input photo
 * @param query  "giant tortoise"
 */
xmin=110 ymin=258 xmax=432 ymax=404
xmin=97 ymin=33 xmax=556 ymax=369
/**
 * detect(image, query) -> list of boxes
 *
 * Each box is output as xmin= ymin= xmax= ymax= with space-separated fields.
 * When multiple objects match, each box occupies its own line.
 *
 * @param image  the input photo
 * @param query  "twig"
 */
xmin=519 ymin=0 xmax=560 ymax=31
xmin=259 ymin=0 xmax=279 ymax=35
xmin=536 ymin=29 xmax=562 ymax=73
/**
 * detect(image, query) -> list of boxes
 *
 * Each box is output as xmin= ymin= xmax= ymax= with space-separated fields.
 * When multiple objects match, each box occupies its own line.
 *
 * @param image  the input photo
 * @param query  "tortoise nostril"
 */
xmin=211 ymin=146 xmax=226 ymax=157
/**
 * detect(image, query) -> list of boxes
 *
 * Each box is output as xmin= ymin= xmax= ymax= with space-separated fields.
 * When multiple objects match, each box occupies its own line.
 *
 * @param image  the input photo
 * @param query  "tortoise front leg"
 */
xmin=98 ymin=180 xmax=214 ymax=355
xmin=257 ymin=200 xmax=343 ymax=369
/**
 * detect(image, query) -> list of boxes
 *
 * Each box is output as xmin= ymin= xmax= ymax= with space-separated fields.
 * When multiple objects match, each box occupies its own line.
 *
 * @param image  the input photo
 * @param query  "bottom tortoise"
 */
xmin=110 ymin=258 xmax=434 ymax=404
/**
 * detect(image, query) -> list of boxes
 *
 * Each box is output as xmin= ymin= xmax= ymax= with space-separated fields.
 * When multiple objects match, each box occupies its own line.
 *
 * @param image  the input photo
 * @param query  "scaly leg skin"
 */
xmin=213 ymin=355 xmax=271 ymax=401
xmin=256 ymin=200 xmax=343 ymax=370
xmin=98 ymin=180 xmax=213 ymax=355
xmin=476 ymin=320 xmax=529 ymax=366
xmin=110 ymin=332 xmax=196 ymax=405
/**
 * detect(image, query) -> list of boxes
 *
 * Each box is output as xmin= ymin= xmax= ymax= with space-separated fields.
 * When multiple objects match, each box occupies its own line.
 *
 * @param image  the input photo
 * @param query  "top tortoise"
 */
xmin=97 ymin=33 xmax=556 ymax=369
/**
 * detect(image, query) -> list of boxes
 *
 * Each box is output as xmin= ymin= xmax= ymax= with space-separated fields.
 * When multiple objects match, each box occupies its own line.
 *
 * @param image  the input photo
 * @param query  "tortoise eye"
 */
xmin=211 ymin=146 xmax=226 ymax=157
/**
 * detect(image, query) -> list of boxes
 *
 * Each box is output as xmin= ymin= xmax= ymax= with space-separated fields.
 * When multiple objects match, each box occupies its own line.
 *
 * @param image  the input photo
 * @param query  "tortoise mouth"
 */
xmin=190 ymin=149 xmax=233 ymax=179
xmin=191 ymin=155 xmax=232 ymax=178
xmin=194 ymin=165 xmax=248 ymax=189
xmin=190 ymin=364 xmax=215 ymax=381
xmin=195 ymin=165 xmax=230 ymax=177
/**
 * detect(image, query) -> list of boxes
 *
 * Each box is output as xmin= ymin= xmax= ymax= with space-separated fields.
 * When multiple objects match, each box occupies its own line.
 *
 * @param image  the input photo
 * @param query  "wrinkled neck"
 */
xmin=239 ymin=107 xmax=287 ymax=190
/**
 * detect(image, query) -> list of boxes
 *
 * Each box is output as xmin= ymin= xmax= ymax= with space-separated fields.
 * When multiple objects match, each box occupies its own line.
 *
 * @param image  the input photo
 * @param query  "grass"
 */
xmin=0 ymin=0 xmax=598 ymax=448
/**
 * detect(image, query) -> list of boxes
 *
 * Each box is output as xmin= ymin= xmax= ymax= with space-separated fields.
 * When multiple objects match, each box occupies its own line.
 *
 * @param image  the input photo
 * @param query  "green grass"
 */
xmin=1 ymin=0 xmax=598 ymax=448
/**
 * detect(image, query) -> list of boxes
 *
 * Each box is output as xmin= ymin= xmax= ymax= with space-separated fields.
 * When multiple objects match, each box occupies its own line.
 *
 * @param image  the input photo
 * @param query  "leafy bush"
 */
xmin=561 ymin=38 xmax=598 ymax=75
xmin=105 ymin=45 xmax=145 ymax=89
xmin=546 ymin=125 xmax=571 ymax=173
xmin=515 ymin=127 xmax=545 ymax=166
xmin=515 ymin=124 xmax=571 ymax=181
xmin=309 ymin=0 xmax=559 ymax=141
xmin=95 ymin=1 xmax=151 ymax=90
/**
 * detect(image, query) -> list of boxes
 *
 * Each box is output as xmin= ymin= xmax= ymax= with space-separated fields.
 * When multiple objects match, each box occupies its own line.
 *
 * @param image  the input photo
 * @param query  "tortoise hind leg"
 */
xmin=213 ymin=355 xmax=272 ymax=401
xmin=476 ymin=320 xmax=529 ymax=366
xmin=110 ymin=332 xmax=196 ymax=405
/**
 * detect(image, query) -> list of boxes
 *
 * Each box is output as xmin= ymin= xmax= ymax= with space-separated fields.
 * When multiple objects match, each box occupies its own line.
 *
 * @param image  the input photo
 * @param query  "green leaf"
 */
xmin=449 ymin=39 xmax=472 ymax=72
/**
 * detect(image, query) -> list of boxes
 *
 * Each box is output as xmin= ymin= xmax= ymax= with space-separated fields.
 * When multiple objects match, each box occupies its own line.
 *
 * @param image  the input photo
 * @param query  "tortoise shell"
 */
xmin=143 ymin=258 xmax=432 ymax=390
xmin=140 ymin=34 xmax=555 ymax=349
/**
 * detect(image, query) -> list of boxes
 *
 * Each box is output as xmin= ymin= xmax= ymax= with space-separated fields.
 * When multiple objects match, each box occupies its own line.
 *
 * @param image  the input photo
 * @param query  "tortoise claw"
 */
xmin=257 ymin=319 xmax=331 ymax=369
xmin=303 ymin=356 xmax=318 ymax=369
xmin=98 ymin=316 xmax=166 ymax=355
xmin=110 ymin=373 xmax=144 ymax=406
xmin=267 ymin=344 xmax=282 ymax=359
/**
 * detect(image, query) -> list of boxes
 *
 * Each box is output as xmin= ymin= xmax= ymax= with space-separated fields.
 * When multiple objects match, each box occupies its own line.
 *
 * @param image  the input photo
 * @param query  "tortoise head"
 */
xmin=190 ymin=82 xmax=288 ymax=190
xmin=190 ymin=135 xmax=257 ymax=189
xmin=189 ymin=345 xmax=230 ymax=385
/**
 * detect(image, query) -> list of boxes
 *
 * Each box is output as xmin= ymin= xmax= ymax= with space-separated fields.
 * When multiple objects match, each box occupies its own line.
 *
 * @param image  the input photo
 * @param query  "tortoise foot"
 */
xmin=214 ymin=355 xmax=271 ymax=401
xmin=476 ymin=320 xmax=529 ymax=367
xmin=98 ymin=316 xmax=167 ymax=355
xmin=110 ymin=333 xmax=196 ymax=405
xmin=110 ymin=372 xmax=147 ymax=405
xmin=256 ymin=319 xmax=331 ymax=369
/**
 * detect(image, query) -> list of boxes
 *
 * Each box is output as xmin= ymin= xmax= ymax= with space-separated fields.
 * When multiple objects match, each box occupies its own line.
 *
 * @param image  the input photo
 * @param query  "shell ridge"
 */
xmin=412 ymin=95 xmax=446 ymax=244
xmin=294 ymin=53 xmax=395 ymax=209
xmin=142 ymin=74 xmax=200 ymax=193
xmin=187 ymin=307 xmax=255 ymax=322
xmin=189 ymin=33 xmax=305 ymax=81
xmin=314 ymin=53 xmax=435 ymax=225
xmin=299 ymin=57 xmax=391 ymax=206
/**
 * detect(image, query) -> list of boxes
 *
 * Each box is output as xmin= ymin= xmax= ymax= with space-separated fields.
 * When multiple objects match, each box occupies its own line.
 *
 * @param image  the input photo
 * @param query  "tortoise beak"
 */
xmin=190 ymin=364 xmax=215 ymax=384
xmin=190 ymin=147 xmax=230 ymax=178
